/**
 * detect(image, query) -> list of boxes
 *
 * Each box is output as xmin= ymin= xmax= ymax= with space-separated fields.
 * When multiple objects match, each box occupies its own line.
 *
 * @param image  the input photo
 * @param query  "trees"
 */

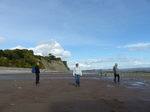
xmin=14 ymin=49 xmax=23 ymax=59
xmin=0 ymin=49 xmax=3 ymax=57
xmin=0 ymin=49 xmax=68 ymax=69
xmin=3 ymin=49 xmax=12 ymax=59
xmin=49 ymin=53 xmax=56 ymax=60
xmin=0 ymin=49 xmax=40 ymax=68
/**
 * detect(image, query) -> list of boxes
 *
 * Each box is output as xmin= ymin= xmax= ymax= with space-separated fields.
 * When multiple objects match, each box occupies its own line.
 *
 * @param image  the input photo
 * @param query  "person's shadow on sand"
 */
xmin=68 ymin=83 xmax=76 ymax=87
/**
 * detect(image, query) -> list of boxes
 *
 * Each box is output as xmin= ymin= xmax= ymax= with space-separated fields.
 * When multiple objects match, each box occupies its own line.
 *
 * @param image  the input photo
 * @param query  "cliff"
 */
xmin=38 ymin=58 xmax=70 ymax=71
xmin=0 ymin=59 xmax=70 ymax=72
xmin=0 ymin=49 xmax=70 ymax=72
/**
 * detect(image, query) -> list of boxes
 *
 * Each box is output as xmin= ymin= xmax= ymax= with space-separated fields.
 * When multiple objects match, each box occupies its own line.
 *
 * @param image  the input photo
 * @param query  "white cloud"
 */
xmin=118 ymin=43 xmax=150 ymax=52
xmin=11 ymin=39 xmax=71 ymax=59
xmin=68 ymin=57 xmax=145 ymax=70
xmin=129 ymin=61 xmax=150 ymax=66
xmin=0 ymin=36 xmax=5 ymax=43
xmin=69 ymin=63 xmax=92 ymax=70
xmin=11 ymin=45 xmax=26 ymax=49
xmin=118 ymin=42 xmax=150 ymax=48
xmin=80 ymin=58 xmax=144 ymax=64
xmin=127 ymin=47 xmax=144 ymax=52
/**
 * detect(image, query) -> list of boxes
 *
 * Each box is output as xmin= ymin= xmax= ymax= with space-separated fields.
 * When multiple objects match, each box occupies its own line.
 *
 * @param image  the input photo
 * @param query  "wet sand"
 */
xmin=0 ymin=72 xmax=150 ymax=112
xmin=106 ymin=72 xmax=150 ymax=85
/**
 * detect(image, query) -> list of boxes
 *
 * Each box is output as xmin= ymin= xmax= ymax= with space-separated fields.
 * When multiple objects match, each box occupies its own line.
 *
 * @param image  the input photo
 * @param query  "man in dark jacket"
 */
xmin=113 ymin=63 xmax=120 ymax=83
xmin=35 ymin=62 xmax=40 ymax=86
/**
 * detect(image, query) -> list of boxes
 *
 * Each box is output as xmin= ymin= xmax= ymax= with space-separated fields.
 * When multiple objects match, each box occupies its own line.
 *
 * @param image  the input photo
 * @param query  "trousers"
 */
xmin=35 ymin=73 xmax=40 ymax=84
xmin=114 ymin=74 xmax=120 ymax=83
xmin=75 ymin=74 xmax=80 ymax=85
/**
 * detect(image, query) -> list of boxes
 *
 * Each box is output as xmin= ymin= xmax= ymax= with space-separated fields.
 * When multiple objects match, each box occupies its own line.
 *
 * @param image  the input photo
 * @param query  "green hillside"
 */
xmin=0 ymin=49 xmax=69 ymax=70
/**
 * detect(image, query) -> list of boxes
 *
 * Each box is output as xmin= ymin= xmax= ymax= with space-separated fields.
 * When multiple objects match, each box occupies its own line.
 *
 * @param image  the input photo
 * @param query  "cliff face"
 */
xmin=0 ymin=59 xmax=70 ymax=72
xmin=39 ymin=58 xmax=70 ymax=71
xmin=0 ymin=49 xmax=70 ymax=71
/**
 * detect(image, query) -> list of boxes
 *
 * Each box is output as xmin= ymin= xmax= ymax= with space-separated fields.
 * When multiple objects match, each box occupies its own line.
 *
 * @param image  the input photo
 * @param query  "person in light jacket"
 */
xmin=73 ymin=63 xmax=82 ymax=87
xmin=113 ymin=63 xmax=120 ymax=83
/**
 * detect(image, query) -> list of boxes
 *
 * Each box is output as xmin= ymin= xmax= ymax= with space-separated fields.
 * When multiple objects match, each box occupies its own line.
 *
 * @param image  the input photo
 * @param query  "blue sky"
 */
xmin=0 ymin=0 xmax=150 ymax=70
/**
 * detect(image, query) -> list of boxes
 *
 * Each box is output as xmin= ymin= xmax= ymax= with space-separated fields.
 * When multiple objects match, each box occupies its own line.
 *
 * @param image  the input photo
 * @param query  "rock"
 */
xmin=18 ymin=87 xmax=22 ymax=89
xmin=39 ymin=58 xmax=70 ymax=71
xmin=10 ymin=103 xmax=15 ymax=106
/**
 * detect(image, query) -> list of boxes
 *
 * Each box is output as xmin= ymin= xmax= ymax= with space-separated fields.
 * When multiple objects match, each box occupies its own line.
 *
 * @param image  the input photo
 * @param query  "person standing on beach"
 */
xmin=100 ymin=69 xmax=103 ymax=76
xmin=113 ymin=63 xmax=120 ymax=83
xmin=73 ymin=63 xmax=82 ymax=87
xmin=35 ymin=62 xmax=40 ymax=86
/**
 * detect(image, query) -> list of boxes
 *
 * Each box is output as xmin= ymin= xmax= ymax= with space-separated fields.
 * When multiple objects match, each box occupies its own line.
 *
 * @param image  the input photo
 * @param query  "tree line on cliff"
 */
xmin=0 ymin=49 xmax=69 ymax=70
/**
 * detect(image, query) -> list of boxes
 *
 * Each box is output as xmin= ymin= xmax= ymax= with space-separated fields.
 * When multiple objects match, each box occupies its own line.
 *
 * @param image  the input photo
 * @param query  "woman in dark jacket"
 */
xmin=35 ymin=62 xmax=40 ymax=86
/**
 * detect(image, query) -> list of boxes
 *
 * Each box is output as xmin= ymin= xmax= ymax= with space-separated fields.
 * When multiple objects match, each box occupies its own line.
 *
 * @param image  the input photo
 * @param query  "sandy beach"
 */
xmin=0 ymin=72 xmax=150 ymax=112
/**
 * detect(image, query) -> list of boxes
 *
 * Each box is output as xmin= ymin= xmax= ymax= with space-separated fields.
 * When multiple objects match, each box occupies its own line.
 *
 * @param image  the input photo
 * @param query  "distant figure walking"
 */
xmin=113 ymin=63 xmax=120 ymax=83
xmin=100 ymin=69 xmax=103 ymax=76
xmin=73 ymin=63 xmax=82 ymax=87
xmin=35 ymin=62 xmax=40 ymax=86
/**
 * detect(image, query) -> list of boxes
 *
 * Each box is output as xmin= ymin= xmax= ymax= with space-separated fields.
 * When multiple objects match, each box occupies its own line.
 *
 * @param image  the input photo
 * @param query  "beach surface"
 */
xmin=0 ymin=72 xmax=150 ymax=112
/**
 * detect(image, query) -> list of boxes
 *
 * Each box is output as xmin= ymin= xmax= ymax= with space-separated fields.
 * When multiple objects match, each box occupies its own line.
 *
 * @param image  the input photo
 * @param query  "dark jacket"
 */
xmin=35 ymin=65 xmax=40 ymax=73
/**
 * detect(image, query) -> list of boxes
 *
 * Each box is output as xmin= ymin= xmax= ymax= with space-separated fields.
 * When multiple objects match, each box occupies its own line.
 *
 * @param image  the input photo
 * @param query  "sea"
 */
xmin=82 ymin=67 xmax=150 ymax=75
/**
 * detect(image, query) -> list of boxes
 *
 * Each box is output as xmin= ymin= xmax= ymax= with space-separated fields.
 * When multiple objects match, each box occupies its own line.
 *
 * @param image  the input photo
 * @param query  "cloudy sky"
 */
xmin=0 ymin=0 xmax=150 ymax=70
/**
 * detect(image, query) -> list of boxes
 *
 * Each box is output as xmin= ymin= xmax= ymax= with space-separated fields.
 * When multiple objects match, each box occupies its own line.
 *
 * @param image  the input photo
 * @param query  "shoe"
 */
xmin=36 ymin=84 xmax=40 ymax=86
xmin=76 ymin=85 xmax=78 ymax=87
xmin=78 ymin=85 xmax=80 ymax=87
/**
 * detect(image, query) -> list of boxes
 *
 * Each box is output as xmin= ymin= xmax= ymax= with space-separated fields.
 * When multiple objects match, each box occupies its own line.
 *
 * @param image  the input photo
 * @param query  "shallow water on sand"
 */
xmin=0 ymin=76 xmax=100 ymax=80
xmin=0 ymin=75 xmax=149 ymax=90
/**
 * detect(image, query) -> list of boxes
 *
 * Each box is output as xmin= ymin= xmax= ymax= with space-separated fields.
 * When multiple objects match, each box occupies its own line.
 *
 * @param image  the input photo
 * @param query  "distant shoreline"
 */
xmin=0 ymin=67 xmax=70 ymax=74
xmin=1 ymin=67 xmax=150 ymax=74
xmin=0 ymin=67 xmax=31 ymax=70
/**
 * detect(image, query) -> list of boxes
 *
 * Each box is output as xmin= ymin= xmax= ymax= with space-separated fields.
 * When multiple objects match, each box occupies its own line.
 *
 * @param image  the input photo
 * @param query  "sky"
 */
xmin=0 ymin=0 xmax=150 ymax=70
